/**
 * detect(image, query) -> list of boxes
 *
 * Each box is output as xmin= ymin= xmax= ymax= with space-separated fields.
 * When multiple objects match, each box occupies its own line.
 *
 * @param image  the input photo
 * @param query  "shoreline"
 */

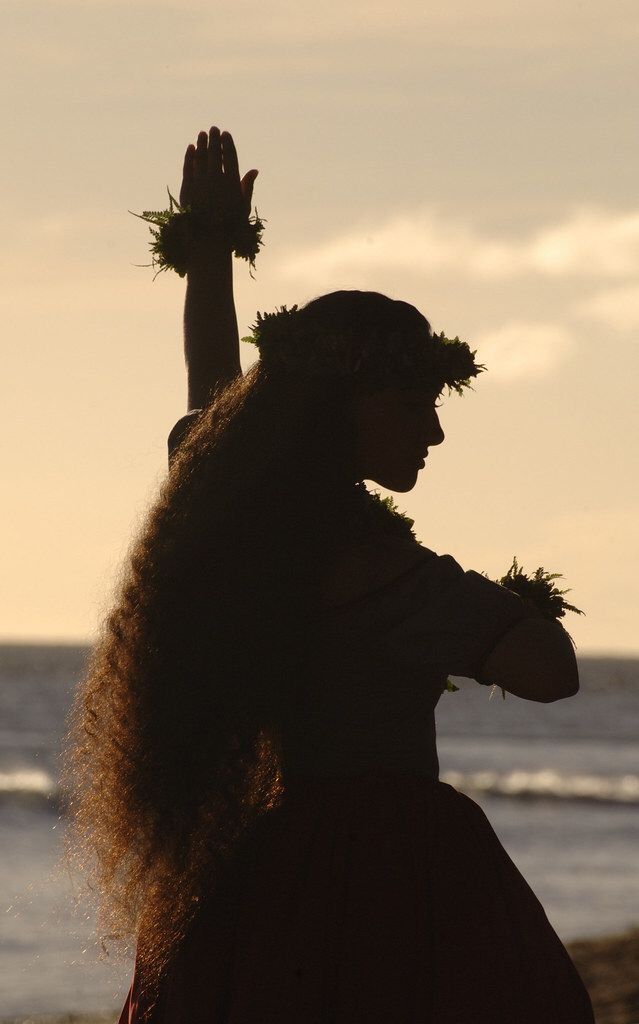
xmin=3 ymin=926 xmax=638 ymax=1024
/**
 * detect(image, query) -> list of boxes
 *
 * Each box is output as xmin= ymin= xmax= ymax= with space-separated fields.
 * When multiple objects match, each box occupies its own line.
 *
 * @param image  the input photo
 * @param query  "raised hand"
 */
xmin=179 ymin=126 xmax=258 ymax=227
xmin=178 ymin=127 xmax=257 ymax=408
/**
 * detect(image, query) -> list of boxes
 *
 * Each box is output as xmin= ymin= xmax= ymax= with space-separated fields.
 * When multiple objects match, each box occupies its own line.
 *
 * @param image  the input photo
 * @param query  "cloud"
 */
xmin=277 ymin=206 xmax=639 ymax=289
xmin=574 ymin=284 xmax=639 ymax=332
xmin=529 ymin=210 xmax=639 ymax=277
xmin=472 ymin=322 xmax=576 ymax=381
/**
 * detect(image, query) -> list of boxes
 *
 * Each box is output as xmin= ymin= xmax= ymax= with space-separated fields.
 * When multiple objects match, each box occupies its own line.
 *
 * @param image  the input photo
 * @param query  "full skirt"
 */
xmin=119 ymin=775 xmax=594 ymax=1023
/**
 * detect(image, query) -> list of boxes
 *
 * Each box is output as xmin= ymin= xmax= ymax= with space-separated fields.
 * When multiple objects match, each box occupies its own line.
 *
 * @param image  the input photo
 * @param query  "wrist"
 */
xmin=186 ymin=245 xmax=233 ymax=277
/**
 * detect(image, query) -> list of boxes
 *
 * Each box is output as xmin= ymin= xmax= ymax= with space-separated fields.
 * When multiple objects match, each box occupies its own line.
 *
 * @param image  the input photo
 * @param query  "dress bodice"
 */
xmin=278 ymin=543 xmax=526 ymax=782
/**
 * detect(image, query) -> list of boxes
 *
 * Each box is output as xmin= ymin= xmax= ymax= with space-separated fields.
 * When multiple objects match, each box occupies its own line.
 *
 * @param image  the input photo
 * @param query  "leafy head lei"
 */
xmin=242 ymin=304 xmax=484 ymax=396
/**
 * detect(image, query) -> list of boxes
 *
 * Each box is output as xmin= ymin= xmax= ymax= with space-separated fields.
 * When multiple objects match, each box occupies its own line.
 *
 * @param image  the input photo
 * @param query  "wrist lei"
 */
xmin=445 ymin=556 xmax=584 ymax=698
xmin=131 ymin=188 xmax=265 ymax=278
xmin=494 ymin=555 xmax=584 ymax=627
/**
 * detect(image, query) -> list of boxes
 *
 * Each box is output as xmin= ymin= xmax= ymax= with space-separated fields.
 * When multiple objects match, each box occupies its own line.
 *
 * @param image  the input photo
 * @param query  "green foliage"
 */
xmin=242 ymin=306 xmax=484 ymax=394
xmin=230 ymin=209 xmax=265 ymax=276
xmin=242 ymin=305 xmax=300 ymax=347
xmin=345 ymin=486 xmax=418 ymax=544
xmin=482 ymin=556 xmax=585 ymax=700
xmin=375 ymin=492 xmax=417 ymax=540
xmin=130 ymin=188 xmax=265 ymax=278
xmin=496 ymin=556 xmax=584 ymax=624
xmin=430 ymin=332 xmax=486 ymax=396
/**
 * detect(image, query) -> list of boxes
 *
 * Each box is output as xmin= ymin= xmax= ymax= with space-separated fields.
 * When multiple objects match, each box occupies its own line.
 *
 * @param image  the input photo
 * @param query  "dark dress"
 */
xmin=117 ymin=416 xmax=594 ymax=1023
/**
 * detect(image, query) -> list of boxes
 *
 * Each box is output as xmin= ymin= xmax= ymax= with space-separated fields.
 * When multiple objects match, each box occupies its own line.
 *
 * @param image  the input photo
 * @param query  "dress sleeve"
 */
xmin=379 ymin=550 xmax=527 ymax=682
xmin=167 ymin=409 xmax=202 ymax=466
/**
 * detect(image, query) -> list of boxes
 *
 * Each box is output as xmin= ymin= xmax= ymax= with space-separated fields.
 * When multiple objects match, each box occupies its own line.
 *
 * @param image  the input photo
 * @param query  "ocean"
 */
xmin=1 ymin=644 xmax=637 ymax=1018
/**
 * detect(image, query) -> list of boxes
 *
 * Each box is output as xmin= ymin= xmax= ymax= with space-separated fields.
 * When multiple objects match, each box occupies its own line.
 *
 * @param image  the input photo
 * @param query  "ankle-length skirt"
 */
xmin=118 ymin=773 xmax=594 ymax=1024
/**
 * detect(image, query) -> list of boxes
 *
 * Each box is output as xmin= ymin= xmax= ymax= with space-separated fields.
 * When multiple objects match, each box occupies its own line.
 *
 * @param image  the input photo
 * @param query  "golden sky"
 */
xmin=2 ymin=0 xmax=638 ymax=652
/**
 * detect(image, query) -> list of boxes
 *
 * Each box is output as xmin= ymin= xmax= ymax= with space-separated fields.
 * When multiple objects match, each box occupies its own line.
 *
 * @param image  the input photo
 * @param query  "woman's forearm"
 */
xmin=183 ymin=251 xmax=242 ymax=411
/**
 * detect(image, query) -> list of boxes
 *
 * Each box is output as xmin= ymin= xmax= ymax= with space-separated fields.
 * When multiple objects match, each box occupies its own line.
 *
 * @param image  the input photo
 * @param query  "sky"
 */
xmin=2 ymin=0 xmax=638 ymax=653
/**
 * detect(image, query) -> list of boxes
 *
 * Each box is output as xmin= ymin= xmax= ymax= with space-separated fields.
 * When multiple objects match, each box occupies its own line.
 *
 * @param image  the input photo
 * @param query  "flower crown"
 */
xmin=242 ymin=305 xmax=485 ymax=395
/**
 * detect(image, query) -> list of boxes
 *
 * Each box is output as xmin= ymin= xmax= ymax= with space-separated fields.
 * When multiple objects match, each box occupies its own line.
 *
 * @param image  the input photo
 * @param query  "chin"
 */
xmin=368 ymin=469 xmax=418 ymax=493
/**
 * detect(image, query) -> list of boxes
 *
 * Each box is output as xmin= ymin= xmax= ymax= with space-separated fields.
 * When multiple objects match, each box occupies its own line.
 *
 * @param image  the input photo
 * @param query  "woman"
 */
xmin=65 ymin=128 xmax=594 ymax=1022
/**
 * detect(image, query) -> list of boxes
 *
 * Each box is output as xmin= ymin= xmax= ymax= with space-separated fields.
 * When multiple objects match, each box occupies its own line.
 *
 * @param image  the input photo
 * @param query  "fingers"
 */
xmin=221 ymin=131 xmax=240 ymax=189
xmin=240 ymin=169 xmax=259 ymax=211
xmin=207 ymin=125 xmax=222 ymax=182
xmin=195 ymin=129 xmax=208 ymax=176
xmin=189 ymin=130 xmax=210 ymax=211
xmin=181 ymin=126 xmax=252 ymax=217
xmin=179 ymin=144 xmax=195 ymax=207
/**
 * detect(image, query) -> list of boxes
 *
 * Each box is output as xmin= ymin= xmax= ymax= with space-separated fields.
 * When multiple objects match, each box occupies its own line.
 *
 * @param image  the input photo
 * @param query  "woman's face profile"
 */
xmin=352 ymin=384 xmax=445 ymax=493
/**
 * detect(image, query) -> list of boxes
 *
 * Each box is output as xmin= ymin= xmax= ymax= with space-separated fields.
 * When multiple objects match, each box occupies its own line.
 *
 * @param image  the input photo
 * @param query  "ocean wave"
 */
xmin=441 ymin=768 xmax=639 ymax=806
xmin=0 ymin=769 xmax=60 ymax=810
xmin=3 ymin=767 xmax=639 ymax=812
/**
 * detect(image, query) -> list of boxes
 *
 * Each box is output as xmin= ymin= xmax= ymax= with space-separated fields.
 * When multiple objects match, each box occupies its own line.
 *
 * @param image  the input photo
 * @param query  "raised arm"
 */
xmin=179 ymin=127 xmax=258 ymax=410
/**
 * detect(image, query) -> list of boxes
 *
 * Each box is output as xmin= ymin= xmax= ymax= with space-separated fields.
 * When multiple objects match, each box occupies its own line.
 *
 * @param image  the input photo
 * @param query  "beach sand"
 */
xmin=3 ymin=927 xmax=638 ymax=1024
xmin=566 ymin=926 xmax=639 ymax=1024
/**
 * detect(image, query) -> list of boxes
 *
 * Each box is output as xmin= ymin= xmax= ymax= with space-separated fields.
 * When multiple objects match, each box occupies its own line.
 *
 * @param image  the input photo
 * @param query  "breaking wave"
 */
xmin=3 ymin=767 xmax=639 ymax=812
xmin=441 ymin=768 xmax=639 ymax=806
xmin=0 ymin=769 xmax=60 ymax=811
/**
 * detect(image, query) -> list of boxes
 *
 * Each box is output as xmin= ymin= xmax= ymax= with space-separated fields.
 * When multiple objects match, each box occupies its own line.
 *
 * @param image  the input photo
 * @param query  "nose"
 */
xmin=427 ymin=411 xmax=445 ymax=447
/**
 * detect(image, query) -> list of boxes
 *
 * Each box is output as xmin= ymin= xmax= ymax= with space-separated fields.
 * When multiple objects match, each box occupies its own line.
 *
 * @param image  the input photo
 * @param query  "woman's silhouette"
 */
xmin=65 ymin=127 xmax=594 ymax=1022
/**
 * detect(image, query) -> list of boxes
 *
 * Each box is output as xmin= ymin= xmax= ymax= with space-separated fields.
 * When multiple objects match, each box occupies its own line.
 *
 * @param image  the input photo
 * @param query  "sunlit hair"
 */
xmin=62 ymin=291 xmax=432 ymax=1004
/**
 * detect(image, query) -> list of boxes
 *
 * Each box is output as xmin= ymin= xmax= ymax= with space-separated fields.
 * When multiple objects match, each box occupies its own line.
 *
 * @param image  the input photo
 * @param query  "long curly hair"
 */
xmin=62 ymin=290 xmax=431 ymax=1002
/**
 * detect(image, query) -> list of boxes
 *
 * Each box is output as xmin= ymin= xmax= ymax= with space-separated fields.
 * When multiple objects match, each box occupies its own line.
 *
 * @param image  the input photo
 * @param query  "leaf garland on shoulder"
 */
xmin=130 ymin=188 xmax=265 ymax=278
xmin=355 ymin=487 xmax=418 ymax=543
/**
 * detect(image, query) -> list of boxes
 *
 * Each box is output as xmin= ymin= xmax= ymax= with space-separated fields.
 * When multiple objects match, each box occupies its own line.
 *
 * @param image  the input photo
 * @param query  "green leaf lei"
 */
xmin=130 ymin=188 xmax=265 ymax=278
xmin=242 ymin=305 xmax=484 ymax=394
xmin=350 ymin=486 xmax=418 ymax=542
xmin=486 ymin=556 xmax=584 ymax=700
xmin=494 ymin=556 xmax=584 ymax=625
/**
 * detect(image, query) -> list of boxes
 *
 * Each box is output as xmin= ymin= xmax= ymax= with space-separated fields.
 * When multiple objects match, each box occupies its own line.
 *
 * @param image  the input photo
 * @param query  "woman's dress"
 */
xmin=117 ymin=418 xmax=594 ymax=1023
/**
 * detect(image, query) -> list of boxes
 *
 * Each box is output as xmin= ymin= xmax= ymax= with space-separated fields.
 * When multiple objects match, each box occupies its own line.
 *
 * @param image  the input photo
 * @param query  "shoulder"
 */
xmin=168 ymin=410 xmax=202 ymax=464
xmin=318 ymin=534 xmax=434 ymax=608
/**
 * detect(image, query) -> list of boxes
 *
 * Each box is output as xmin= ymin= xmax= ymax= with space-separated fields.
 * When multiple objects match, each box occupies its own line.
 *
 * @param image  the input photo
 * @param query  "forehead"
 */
xmin=361 ymin=384 xmax=441 ymax=416
xmin=397 ymin=384 xmax=441 ymax=401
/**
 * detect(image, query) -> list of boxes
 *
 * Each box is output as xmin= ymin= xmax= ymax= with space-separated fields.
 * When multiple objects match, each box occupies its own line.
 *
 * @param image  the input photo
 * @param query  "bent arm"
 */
xmin=477 ymin=613 xmax=579 ymax=703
